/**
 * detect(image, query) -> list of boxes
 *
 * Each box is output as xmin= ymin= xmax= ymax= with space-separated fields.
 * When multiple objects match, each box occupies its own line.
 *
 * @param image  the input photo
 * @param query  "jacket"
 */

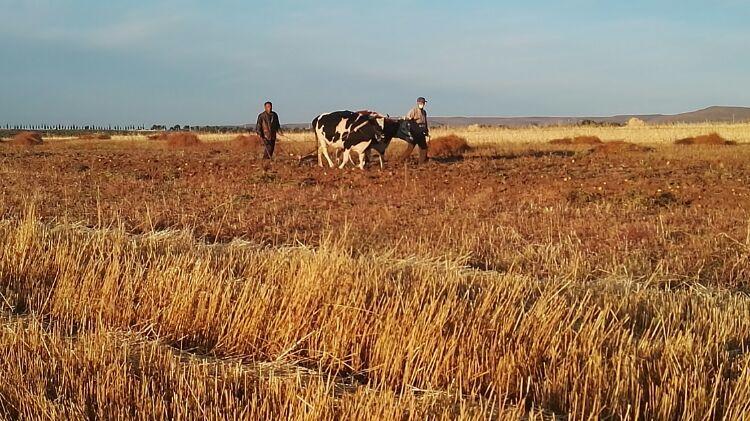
xmin=405 ymin=107 xmax=428 ymax=134
xmin=256 ymin=111 xmax=280 ymax=140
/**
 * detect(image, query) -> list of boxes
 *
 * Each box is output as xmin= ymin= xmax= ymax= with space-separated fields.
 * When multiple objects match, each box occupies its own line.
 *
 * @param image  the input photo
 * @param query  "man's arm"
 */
xmin=273 ymin=112 xmax=282 ymax=135
xmin=405 ymin=107 xmax=418 ymax=121
xmin=255 ymin=114 xmax=264 ymax=138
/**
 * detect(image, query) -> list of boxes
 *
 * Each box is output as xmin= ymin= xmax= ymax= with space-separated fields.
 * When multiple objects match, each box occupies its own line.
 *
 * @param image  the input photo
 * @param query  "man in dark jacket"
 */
xmin=256 ymin=101 xmax=281 ymax=159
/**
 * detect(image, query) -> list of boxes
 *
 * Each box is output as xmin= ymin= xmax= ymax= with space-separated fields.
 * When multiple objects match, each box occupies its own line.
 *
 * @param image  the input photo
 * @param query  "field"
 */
xmin=2 ymin=124 xmax=750 ymax=419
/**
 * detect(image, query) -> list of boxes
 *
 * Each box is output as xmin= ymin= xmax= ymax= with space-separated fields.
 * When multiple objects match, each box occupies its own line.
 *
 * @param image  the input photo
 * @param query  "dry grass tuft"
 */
xmin=9 ymin=131 xmax=43 ymax=146
xmin=166 ymin=132 xmax=203 ymax=149
xmin=675 ymin=132 xmax=736 ymax=146
xmin=549 ymin=135 xmax=603 ymax=145
xmin=427 ymin=134 xmax=470 ymax=158
xmin=627 ymin=117 xmax=646 ymax=127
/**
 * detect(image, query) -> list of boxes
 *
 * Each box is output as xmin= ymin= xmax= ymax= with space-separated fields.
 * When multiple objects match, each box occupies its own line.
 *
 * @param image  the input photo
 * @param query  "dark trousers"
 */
xmin=262 ymin=138 xmax=276 ymax=159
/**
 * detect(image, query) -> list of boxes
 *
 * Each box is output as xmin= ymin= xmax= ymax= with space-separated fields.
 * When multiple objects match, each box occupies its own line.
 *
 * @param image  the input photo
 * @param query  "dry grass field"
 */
xmin=2 ymin=123 xmax=750 ymax=419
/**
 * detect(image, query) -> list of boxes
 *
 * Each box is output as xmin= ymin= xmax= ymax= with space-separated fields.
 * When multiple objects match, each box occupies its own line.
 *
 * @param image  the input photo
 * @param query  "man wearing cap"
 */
xmin=401 ymin=97 xmax=430 ymax=163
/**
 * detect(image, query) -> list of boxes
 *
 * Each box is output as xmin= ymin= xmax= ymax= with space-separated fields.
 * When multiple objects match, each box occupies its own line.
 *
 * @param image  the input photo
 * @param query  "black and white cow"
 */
xmin=312 ymin=110 xmax=385 ymax=169
xmin=312 ymin=110 xmax=427 ymax=170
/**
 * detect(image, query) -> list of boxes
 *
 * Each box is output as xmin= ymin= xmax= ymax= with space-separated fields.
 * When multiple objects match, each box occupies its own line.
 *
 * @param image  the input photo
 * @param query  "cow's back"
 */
xmin=314 ymin=111 xmax=361 ymax=144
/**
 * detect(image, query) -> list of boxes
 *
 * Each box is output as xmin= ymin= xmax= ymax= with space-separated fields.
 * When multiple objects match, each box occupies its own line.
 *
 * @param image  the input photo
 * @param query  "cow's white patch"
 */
xmin=316 ymin=114 xmax=347 ymax=168
xmin=335 ymin=118 xmax=351 ymax=140
xmin=340 ymin=140 xmax=372 ymax=170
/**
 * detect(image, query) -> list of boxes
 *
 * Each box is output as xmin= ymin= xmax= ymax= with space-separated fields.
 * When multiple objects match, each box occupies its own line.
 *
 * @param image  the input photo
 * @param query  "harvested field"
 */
xmin=8 ymin=131 xmax=43 ymax=146
xmin=427 ymin=134 xmax=470 ymax=158
xmin=549 ymin=135 xmax=602 ymax=145
xmin=675 ymin=132 xmax=736 ymax=145
xmin=2 ymin=128 xmax=750 ymax=419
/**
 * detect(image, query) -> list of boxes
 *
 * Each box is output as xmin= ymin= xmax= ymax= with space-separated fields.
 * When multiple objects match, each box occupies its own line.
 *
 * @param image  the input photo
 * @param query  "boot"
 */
xmin=400 ymin=144 xmax=415 ymax=162
xmin=418 ymin=147 xmax=428 ymax=164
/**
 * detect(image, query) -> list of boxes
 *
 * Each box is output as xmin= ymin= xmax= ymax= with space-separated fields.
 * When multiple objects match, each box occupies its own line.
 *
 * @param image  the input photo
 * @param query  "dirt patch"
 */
xmin=675 ymin=133 xmax=736 ymax=146
xmin=231 ymin=134 xmax=263 ymax=151
xmin=9 ymin=131 xmax=43 ymax=146
xmin=166 ymin=132 xmax=203 ymax=149
xmin=591 ymin=141 xmax=653 ymax=154
xmin=550 ymin=135 xmax=603 ymax=145
xmin=78 ymin=133 xmax=111 ymax=140
xmin=428 ymin=134 xmax=470 ymax=158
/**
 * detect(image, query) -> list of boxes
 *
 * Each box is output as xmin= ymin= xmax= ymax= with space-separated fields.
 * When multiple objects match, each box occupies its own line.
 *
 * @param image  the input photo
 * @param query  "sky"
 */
xmin=1 ymin=0 xmax=749 ymax=125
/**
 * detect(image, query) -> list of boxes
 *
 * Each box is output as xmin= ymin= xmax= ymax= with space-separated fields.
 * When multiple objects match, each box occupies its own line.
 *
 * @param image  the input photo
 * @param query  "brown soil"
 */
xmin=550 ymin=135 xmax=603 ymax=145
xmin=675 ymin=133 xmax=736 ymax=145
xmin=166 ymin=132 xmax=203 ymax=149
xmin=2 ymin=139 xmax=749 ymax=282
xmin=591 ymin=141 xmax=653 ymax=154
xmin=231 ymin=134 xmax=264 ymax=151
xmin=428 ymin=134 xmax=471 ymax=158
xmin=9 ymin=131 xmax=43 ymax=146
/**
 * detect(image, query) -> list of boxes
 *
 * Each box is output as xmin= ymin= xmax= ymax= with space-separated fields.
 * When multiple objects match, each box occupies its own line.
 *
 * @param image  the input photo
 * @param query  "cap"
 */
xmin=417 ymin=97 xmax=427 ymax=103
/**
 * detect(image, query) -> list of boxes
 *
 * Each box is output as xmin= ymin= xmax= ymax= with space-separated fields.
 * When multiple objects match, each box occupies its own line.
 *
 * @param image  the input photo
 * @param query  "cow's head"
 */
xmin=363 ymin=112 xmax=387 ymax=139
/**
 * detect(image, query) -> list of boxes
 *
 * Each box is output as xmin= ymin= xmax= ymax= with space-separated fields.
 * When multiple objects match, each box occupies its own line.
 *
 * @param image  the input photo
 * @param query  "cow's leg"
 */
xmin=334 ymin=148 xmax=342 ymax=165
xmin=418 ymin=147 xmax=428 ymax=164
xmin=400 ymin=143 xmax=415 ymax=161
xmin=338 ymin=149 xmax=350 ymax=169
xmin=357 ymin=151 xmax=366 ymax=170
xmin=353 ymin=142 xmax=371 ymax=170
xmin=321 ymin=145 xmax=335 ymax=168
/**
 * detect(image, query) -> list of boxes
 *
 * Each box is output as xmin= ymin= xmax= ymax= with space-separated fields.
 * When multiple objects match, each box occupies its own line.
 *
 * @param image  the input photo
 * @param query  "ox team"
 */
xmin=256 ymin=97 xmax=431 ymax=168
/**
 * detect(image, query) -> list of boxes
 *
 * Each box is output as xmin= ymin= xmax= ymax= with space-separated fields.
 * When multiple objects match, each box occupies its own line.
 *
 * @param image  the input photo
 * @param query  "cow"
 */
xmin=312 ymin=110 xmax=428 ymax=170
xmin=312 ymin=110 xmax=385 ymax=170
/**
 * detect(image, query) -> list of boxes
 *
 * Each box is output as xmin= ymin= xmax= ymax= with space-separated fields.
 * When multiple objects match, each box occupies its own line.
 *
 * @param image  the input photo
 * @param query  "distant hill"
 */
xmin=647 ymin=106 xmax=750 ymax=124
xmin=429 ymin=106 xmax=750 ymax=127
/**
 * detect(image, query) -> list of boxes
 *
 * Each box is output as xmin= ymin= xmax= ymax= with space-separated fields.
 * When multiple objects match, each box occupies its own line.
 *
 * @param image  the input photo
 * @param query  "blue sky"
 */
xmin=1 ymin=0 xmax=748 ymax=125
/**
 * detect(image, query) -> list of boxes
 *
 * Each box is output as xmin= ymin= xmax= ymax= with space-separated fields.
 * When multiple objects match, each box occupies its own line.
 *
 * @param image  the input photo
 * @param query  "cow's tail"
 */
xmin=311 ymin=116 xmax=319 ymax=143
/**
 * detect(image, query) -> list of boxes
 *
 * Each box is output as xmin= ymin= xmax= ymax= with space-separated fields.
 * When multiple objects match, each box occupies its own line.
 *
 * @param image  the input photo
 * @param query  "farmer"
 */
xmin=400 ymin=97 xmax=430 ymax=163
xmin=255 ymin=101 xmax=281 ymax=159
